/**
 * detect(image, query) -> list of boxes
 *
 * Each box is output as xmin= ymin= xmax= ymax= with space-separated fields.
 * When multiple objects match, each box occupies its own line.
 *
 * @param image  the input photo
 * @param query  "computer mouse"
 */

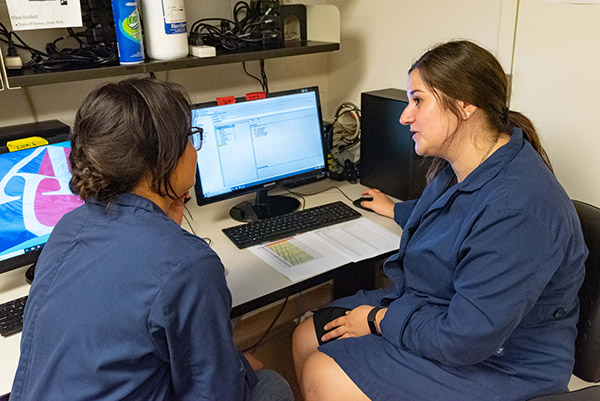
xmin=353 ymin=196 xmax=374 ymax=212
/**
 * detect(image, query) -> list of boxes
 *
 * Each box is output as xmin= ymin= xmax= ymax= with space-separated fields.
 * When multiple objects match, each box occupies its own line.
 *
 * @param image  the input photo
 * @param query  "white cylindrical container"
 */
xmin=140 ymin=0 xmax=188 ymax=60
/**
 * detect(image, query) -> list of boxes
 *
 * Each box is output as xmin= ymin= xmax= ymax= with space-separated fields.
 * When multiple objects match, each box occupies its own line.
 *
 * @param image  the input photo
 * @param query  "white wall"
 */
xmin=510 ymin=0 xmax=600 ymax=206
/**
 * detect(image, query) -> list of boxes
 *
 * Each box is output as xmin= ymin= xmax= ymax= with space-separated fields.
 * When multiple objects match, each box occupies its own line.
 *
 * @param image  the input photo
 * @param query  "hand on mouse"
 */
xmin=360 ymin=189 xmax=395 ymax=218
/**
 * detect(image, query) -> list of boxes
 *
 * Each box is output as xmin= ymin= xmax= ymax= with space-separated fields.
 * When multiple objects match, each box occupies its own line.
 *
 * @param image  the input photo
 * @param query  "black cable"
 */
xmin=181 ymin=205 xmax=212 ymax=246
xmin=182 ymin=206 xmax=197 ymax=236
xmin=190 ymin=1 xmax=272 ymax=51
xmin=260 ymin=59 xmax=269 ymax=93
xmin=284 ymin=185 xmax=355 ymax=204
xmin=1 ymin=22 xmax=117 ymax=72
xmin=241 ymin=296 xmax=289 ymax=353
xmin=242 ymin=61 xmax=265 ymax=91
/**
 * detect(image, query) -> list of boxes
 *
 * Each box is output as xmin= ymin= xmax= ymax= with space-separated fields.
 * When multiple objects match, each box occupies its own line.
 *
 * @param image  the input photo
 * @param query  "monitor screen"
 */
xmin=0 ymin=140 xmax=83 ymax=273
xmin=192 ymin=87 xmax=327 ymax=221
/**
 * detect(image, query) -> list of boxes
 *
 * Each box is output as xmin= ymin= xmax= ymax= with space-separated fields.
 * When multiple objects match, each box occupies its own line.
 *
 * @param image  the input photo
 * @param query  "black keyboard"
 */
xmin=0 ymin=295 xmax=27 ymax=337
xmin=223 ymin=201 xmax=362 ymax=249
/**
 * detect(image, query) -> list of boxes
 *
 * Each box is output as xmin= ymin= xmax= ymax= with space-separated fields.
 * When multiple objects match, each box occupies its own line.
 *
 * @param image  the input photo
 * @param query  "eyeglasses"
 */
xmin=188 ymin=127 xmax=203 ymax=151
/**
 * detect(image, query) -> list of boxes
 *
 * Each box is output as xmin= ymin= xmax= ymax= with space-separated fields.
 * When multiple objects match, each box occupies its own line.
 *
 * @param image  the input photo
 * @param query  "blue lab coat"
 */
xmin=321 ymin=128 xmax=587 ymax=401
xmin=11 ymin=193 xmax=256 ymax=401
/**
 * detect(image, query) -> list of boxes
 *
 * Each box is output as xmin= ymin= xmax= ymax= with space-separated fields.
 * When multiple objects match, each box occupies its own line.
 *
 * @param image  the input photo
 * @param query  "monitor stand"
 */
xmin=229 ymin=188 xmax=300 ymax=222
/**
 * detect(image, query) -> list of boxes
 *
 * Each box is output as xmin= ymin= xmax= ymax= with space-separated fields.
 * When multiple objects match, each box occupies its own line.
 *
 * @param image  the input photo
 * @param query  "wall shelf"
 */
xmin=4 ymin=41 xmax=339 ymax=88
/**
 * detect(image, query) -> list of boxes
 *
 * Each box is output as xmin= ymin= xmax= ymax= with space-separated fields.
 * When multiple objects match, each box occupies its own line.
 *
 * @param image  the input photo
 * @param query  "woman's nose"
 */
xmin=400 ymin=107 xmax=413 ymax=125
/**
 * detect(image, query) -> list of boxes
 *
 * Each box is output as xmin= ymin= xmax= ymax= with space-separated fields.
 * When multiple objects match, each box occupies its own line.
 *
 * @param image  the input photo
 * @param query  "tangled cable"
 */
xmin=189 ymin=1 xmax=274 ymax=51
xmin=0 ymin=22 xmax=117 ymax=72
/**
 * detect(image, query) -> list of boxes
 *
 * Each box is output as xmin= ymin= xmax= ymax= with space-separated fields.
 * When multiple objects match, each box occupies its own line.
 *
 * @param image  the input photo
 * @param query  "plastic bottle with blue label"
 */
xmin=110 ymin=0 xmax=145 ymax=64
xmin=140 ymin=0 xmax=188 ymax=60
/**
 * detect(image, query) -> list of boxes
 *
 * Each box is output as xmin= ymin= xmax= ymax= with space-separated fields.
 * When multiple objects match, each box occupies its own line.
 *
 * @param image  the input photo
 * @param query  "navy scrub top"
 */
xmin=11 ymin=193 xmax=256 ymax=401
xmin=322 ymin=128 xmax=587 ymax=401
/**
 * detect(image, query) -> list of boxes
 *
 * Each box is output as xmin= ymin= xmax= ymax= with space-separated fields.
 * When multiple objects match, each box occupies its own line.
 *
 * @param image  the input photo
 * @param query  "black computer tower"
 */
xmin=360 ymin=88 xmax=431 ymax=201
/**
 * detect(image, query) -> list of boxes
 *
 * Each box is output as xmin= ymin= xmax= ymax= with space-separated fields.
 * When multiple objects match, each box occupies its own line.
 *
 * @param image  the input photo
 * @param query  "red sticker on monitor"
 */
xmin=216 ymin=96 xmax=236 ymax=105
xmin=246 ymin=92 xmax=266 ymax=101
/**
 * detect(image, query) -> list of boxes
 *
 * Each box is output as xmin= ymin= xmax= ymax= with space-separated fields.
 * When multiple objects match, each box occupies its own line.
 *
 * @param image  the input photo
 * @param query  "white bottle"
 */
xmin=140 ymin=0 xmax=188 ymax=60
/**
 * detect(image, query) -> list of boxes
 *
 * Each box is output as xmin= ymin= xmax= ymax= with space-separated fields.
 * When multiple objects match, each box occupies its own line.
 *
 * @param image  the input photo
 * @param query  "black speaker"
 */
xmin=360 ymin=88 xmax=431 ymax=201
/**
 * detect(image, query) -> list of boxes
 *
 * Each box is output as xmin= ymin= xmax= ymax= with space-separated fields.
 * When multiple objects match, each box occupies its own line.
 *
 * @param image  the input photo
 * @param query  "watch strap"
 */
xmin=367 ymin=306 xmax=383 ymax=336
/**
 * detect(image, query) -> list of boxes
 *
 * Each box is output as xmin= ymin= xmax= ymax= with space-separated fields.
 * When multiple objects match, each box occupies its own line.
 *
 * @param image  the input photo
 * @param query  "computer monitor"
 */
xmin=0 ymin=139 xmax=82 ymax=274
xmin=192 ymin=86 xmax=327 ymax=221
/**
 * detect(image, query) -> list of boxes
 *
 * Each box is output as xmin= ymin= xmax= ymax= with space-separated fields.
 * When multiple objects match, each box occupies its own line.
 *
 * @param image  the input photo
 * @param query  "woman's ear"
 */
xmin=459 ymin=101 xmax=478 ymax=120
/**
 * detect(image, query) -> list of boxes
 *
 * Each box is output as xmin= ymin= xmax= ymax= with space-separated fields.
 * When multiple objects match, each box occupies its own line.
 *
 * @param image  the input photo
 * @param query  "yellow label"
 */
xmin=6 ymin=137 xmax=49 ymax=152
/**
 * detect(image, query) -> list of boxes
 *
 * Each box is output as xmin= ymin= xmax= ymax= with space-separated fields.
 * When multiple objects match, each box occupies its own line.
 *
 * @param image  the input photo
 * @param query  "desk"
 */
xmin=0 ymin=179 xmax=402 ymax=396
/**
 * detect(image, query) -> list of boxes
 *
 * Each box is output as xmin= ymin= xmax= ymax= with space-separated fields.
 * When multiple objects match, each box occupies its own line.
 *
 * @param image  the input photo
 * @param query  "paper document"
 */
xmin=6 ymin=0 xmax=83 ymax=31
xmin=249 ymin=218 xmax=400 ymax=282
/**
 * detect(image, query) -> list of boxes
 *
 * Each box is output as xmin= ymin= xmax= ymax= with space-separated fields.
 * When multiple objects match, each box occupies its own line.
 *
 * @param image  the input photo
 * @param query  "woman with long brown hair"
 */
xmin=293 ymin=41 xmax=587 ymax=401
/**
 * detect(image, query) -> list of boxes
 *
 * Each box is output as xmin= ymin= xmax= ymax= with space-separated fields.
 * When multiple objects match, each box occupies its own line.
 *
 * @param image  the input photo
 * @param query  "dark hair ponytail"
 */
xmin=507 ymin=110 xmax=553 ymax=172
xmin=410 ymin=40 xmax=553 ymax=182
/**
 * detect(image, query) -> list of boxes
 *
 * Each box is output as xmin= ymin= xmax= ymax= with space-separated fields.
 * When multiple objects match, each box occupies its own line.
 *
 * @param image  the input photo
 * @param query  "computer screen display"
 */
xmin=192 ymin=87 xmax=326 ymax=219
xmin=0 ymin=141 xmax=82 ymax=273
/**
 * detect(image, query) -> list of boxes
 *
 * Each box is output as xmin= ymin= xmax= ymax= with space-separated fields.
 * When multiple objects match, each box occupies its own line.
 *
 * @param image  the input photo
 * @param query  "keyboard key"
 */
xmin=0 ymin=296 xmax=28 ymax=337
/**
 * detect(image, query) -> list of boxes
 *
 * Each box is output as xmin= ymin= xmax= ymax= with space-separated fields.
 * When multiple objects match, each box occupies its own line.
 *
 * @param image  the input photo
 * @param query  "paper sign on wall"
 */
xmin=6 ymin=0 xmax=83 ymax=31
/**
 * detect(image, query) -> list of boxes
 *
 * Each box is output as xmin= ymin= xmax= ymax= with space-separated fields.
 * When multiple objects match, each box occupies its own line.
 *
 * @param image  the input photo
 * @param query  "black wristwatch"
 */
xmin=367 ymin=306 xmax=383 ymax=336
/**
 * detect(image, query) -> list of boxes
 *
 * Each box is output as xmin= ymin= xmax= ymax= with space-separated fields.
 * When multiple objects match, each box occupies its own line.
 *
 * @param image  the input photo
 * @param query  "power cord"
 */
xmin=283 ymin=185 xmax=354 ymax=205
xmin=242 ymin=60 xmax=269 ymax=93
xmin=329 ymin=102 xmax=361 ymax=182
xmin=259 ymin=59 xmax=269 ymax=93
xmin=241 ymin=296 xmax=289 ymax=353
xmin=0 ymin=22 xmax=117 ymax=72
xmin=189 ymin=1 xmax=274 ymax=51
xmin=182 ymin=204 xmax=212 ymax=246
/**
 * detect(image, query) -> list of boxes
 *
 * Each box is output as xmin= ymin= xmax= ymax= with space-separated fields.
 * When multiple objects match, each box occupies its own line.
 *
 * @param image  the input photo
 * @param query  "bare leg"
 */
xmin=302 ymin=351 xmax=370 ymax=401
xmin=292 ymin=316 xmax=320 ymax=386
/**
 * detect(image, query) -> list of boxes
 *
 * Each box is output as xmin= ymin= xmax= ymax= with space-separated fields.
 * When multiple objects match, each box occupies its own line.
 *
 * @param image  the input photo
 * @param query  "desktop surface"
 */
xmin=0 ymin=179 xmax=401 ymax=396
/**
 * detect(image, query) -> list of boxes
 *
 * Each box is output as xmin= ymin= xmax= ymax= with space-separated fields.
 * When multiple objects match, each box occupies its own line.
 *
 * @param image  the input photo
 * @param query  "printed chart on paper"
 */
xmin=265 ymin=240 xmax=321 ymax=266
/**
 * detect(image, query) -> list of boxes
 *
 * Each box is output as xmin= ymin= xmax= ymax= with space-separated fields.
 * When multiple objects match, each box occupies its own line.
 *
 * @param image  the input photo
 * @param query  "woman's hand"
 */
xmin=167 ymin=191 xmax=191 ymax=225
xmin=360 ymin=189 xmax=395 ymax=218
xmin=320 ymin=305 xmax=374 ymax=342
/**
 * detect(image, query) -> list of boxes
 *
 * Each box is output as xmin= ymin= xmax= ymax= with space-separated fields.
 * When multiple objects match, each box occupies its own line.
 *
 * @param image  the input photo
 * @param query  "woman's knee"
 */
xmin=301 ymin=352 xmax=369 ymax=401
xmin=292 ymin=316 xmax=318 ymax=357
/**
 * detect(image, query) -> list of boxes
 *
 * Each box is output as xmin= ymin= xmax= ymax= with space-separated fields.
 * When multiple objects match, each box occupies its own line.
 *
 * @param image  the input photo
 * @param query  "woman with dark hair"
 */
xmin=292 ymin=41 xmax=587 ymax=401
xmin=11 ymin=78 xmax=293 ymax=401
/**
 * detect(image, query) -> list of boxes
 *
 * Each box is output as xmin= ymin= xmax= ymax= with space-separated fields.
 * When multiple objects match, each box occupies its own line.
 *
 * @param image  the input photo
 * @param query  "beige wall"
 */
xmin=510 ymin=0 xmax=600 ymax=206
xmin=2 ymin=0 xmax=598 ymax=205
xmin=318 ymin=0 xmax=515 ymax=112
